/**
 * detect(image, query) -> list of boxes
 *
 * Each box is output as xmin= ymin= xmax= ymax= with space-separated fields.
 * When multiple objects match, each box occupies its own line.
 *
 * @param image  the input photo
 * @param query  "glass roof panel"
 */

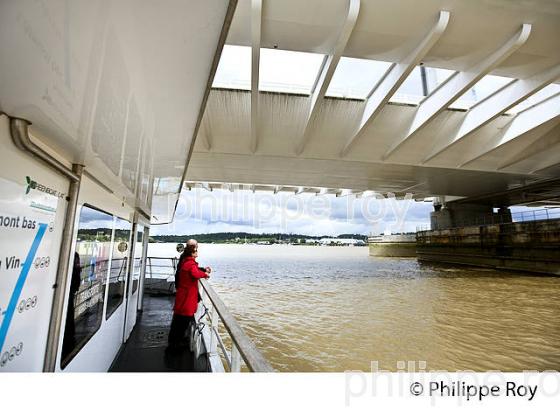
xmin=212 ymin=45 xmax=251 ymax=90
xmin=325 ymin=57 xmax=392 ymax=99
xmin=259 ymin=48 xmax=325 ymax=94
xmin=390 ymin=67 xmax=425 ymax=104
xmin=506 ymin=83 xmax=560 ymax=115
xmin=424 ymin=67 xmax=456 ymax=94
xmin=450 ymin=75 xmax=515 ymax=109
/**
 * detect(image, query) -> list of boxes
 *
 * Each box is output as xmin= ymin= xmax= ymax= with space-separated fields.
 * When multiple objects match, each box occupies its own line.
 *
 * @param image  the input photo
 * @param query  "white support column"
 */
xmin=424 ymin=64 xmax=560 ymax=163
xmin=273 ymin=185 xmax=282 ymax=194
xmin=250 ymin=0 xmax=262 ymax=153
xmin=295 ymin=187 xmax=305 ymax=195
xmin=460 ymin=94 xmax=560 ymax=168
xmin=383 ymin=23 xmax=531 ymax=160
xmin=341 ymin=10 xmax=450 ymax=157
xmin=295 ymin=0 xmax=361 ymax=155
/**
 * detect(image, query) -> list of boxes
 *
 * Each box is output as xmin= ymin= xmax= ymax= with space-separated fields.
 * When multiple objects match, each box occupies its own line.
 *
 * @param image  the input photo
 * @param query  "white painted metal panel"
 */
xmin=0 ymin=116 xmax=67 ymax=372
xmin=0 ymin=0 xmax=233 ymax=223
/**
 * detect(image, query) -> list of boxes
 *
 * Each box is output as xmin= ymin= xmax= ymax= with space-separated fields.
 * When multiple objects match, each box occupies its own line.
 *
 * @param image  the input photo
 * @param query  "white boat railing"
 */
xmin=143 ymin=256 xmax=273 ymax=372
xmin=198 ymin=279 xmax=273 ymax=372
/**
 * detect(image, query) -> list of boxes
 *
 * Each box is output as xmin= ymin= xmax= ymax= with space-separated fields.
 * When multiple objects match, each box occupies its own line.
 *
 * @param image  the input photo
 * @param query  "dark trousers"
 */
xmin=168 ymin=314 xmax=194 ymax=349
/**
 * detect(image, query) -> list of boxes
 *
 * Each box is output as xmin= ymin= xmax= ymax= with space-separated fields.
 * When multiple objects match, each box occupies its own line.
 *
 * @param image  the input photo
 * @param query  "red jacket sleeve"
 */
xmin=188 ymin=263 xmax=209 ymax=279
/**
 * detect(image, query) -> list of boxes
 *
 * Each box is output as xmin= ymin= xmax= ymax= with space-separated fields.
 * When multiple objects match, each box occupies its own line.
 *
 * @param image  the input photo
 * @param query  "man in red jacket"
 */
xmin=167 ymin=240 xmax=212 ymax=352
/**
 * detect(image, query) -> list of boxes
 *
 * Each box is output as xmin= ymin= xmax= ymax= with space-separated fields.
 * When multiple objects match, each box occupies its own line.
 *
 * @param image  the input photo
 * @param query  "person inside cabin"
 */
xmin=167 ymin=239 xmax=212 ymax=352
xmin=61 ymin=252 xmax=82 ymax=357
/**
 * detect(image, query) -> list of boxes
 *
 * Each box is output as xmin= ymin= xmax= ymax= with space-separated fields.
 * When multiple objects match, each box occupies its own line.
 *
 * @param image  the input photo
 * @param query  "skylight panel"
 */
xmin=259 ymin=48 xmax=325 ymax=94
xmin=450 ymin=75 xmax=515 ymax=110
xmin=424 ymin=67 xmax=456 ymax=94
xmin=506 ymin=83 xmax=560 ymax=115
xmin=212 ymin=45 xmax=251 ymax=90
xmin=325 ymin=57 xmax=392 ymax=99
xmin=390 ymin=67 xmax=425 ymax=104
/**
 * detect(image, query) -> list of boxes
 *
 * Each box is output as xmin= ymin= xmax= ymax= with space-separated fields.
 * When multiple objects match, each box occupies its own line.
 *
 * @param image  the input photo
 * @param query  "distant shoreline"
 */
xmin=149 ymin=232 xmax=369 ymax=245
xmin=150 ymin=242 xmax=368 ymax=247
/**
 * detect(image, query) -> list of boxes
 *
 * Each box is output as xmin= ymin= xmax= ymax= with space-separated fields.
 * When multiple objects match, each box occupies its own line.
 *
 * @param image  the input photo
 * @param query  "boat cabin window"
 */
xmin=132 ymin=226 xmax=144 ymax=295
xmin=61 ymin=205 xmax=112 ymax=367
xmin=105 ymin=217 xmax=131 ymax=319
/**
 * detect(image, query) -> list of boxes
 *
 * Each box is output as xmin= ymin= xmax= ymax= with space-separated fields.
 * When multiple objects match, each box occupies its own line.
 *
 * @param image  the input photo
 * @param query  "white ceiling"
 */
xmin=1 ymin=0 xmax=559 ymax=223
xmin=186 ymin=0 xmax=560 ymax=203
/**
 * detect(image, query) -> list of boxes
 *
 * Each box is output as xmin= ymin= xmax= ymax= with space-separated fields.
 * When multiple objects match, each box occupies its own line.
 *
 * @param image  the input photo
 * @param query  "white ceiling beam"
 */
xmin=200 ymin=132 xmax=211 ymax=151
xmin=459 ymin=94 xmax=560 ymax=168
xmin=383 ymin=23 xmax=531 ymax=160
xmin=336 ymin=189 xmax=353 ymax=197
xmin=424 ymin=64 xmax=560 ymax=163
xmin=250 ymin=0 xmax=262 ymax=153
xmin=341 ymin=10 xmax=450 ymax=157
xmin=531 ymin=159 xmax=560 ymax=174
xmin=497 ymin=128 xmax=560 ymax=171
xmin=199 ymin=118 xmax=212 ymax=150
xmin=295 ymin=0 xmax=361 ymax=156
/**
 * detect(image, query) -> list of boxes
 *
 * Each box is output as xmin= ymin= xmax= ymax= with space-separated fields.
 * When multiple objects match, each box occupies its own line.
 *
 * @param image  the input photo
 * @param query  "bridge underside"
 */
xmin=173 ymin=0 xmax=560 ymax=222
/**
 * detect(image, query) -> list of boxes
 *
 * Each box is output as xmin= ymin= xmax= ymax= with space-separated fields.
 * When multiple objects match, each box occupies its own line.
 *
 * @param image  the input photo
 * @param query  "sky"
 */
xmin=150 ymin=188 xmax=434 ymax=237
xmin=210 ymin=45 xmax=532 ymax=107
xmin=77 ymin=186 xmax=551 ymax=237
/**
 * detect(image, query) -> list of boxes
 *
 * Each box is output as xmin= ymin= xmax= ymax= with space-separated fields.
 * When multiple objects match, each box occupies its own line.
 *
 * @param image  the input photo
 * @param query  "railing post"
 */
xmin=209 ymin=305 xmax=219 ymax=355
xmin=231 ymin=343 xmax=242 ymax=372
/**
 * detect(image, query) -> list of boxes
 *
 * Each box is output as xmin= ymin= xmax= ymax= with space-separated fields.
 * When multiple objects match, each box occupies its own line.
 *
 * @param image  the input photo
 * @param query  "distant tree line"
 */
xmin=77 ymin=228 xmax=131 ymax=242
xmin=150 ymin=232 xmax=368 ymax=244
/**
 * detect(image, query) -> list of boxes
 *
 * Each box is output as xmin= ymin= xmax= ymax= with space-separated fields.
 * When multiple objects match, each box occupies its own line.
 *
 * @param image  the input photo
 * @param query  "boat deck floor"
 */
xmin=110 ymin=294 xmax=208 ymax=372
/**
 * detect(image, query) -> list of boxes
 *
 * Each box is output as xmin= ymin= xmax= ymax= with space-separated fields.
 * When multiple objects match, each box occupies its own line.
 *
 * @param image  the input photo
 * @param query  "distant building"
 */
xmin=318 ymin=238 xmax=366 ymax=246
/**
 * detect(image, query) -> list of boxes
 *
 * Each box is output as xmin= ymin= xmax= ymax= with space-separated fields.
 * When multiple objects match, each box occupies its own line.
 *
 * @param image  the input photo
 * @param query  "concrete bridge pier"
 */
xmin=430 ymin=201 xmax=512 ymax=230
xmin=419 ymin=203 xmax=560 ymax=275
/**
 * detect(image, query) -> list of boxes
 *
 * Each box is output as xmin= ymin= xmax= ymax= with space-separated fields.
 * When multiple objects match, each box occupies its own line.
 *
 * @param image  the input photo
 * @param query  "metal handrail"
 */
xmin=199 ymin=279 xmax=273 ymax=372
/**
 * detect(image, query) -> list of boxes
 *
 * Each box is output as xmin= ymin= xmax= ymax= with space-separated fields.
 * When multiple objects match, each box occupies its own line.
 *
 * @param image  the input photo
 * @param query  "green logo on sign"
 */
xmin=24 ymin=176 xmax=64 ymax=198
xmin=25 ymin=176 xmax=37 ymax=194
